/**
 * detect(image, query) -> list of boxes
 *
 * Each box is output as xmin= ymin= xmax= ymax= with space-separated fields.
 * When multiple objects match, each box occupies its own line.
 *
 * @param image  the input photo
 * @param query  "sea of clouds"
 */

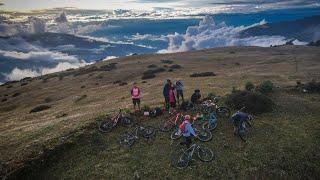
xmin=0 ymin=11 xmax=310 ymax=82
xmin=159 ymin=16 xmax=305 ymax=53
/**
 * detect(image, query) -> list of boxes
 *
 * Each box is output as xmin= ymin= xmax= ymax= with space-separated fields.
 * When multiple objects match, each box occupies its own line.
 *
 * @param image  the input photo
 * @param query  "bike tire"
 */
xmin=216 ymin=107 xmax=231 ymax=119
xmin=99 ymin=119 xmax=115 ymax=133
xmin=170 ymin=129 xmax=182 ymax=140
xmin=197 ymin=146 xmax=214 ymax=162
xmin=202 ymin=121 xmax=217 ymax=131
xmin=171 ymin=149 xmax=189 ymax=169
xmin=238 ymin=128 xmax=247 ymax=142
xmin=121 ymin=116 xmax=134 ymax=127
xmin=159 ymin=120 xmax=173 ymax=132
xmin=140 ymin=126 xmax=156 ymax=138
xmin=197 ymin=129 xmax=213 ymax=142
xmin=119 ymin=133 xmax=135 ymax=148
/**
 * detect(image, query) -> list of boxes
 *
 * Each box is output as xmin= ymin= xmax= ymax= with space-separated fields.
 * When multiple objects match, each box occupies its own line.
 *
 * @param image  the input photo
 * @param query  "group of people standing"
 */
xmin=130 ymin=79 xmax=202 ymax=112
xmin=162 ymin=79 xmax=184 ymax=111
xmin=130 ymin=79 xmax=185 ymax=111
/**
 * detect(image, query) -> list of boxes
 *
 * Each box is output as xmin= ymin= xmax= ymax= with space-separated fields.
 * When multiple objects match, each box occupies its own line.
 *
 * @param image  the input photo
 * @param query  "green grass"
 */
xmin=24 ymin=90 xmax=320 ymax=179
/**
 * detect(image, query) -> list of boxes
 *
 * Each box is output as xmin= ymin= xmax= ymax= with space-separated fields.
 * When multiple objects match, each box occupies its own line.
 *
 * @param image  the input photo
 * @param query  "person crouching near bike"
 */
xmin=131 ymin=82 xmax=141 ymax=111
xmin=179 ymin=115 xmax=197 ymax=147
xmin=230 ymin=111 xmax=248 ymax=135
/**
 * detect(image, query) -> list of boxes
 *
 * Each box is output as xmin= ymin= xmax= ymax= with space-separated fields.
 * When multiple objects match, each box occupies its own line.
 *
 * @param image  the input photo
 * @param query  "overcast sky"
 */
xmin=1 ymin=0 xmax=319 ymax=11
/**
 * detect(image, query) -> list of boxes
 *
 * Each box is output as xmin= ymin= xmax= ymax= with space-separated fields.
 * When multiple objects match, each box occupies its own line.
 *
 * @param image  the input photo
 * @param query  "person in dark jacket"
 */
xmin=175 ymin=80 xmax=184 ymax=105
xmin=163 ymin=79 xmax=171 ymax=110
xmin=191 ymin=89 xmax=201 ymax=104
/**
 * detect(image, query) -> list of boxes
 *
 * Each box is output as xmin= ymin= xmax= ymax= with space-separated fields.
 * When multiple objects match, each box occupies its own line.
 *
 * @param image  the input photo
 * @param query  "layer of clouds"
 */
xmin=0 ymin=50 xmax=81 ymax=63
xmin=3 ymin=62 xmax=87 ymax=81
xmin=160 ymin=16 xmax=293 ymax=53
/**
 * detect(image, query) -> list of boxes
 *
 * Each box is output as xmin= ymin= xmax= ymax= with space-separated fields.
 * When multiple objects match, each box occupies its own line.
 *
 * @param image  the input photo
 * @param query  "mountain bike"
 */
xmin=119 ymin=124 xmax=156 ymax=148
xmin=201 ymin=112 xmax=218 ymax=131
xmin=99 ymin=109 xmax=135 ymax=133
xmin=170 ymin=127 xmax=212 ymax=142
xmin=159 ymin=111 xmax=184 ymax=132
xmin=171 ymin=142 xmax=215 ymax=169
xmin=201 ymin=97 xmax=231 ymax=119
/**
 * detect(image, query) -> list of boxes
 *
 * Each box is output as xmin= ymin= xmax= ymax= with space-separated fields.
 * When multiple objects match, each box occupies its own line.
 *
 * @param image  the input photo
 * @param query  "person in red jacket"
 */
xmin=131 ymin=82 xmax=141 ymax=111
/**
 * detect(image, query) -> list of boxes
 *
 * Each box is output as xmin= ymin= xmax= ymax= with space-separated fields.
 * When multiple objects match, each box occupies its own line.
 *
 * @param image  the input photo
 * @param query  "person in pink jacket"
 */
xmin=131 ymin=82 xmax=141 ymax=111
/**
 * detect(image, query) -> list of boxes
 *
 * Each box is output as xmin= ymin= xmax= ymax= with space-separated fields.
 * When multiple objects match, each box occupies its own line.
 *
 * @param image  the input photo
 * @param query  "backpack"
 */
xmin=149 ymin=107 xmax=162 ymax=117
xmin=179 ymin=121 xmax=187 ymax=133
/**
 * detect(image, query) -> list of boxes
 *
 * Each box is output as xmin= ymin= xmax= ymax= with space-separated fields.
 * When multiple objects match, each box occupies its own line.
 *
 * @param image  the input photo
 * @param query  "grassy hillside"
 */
xmin=0 ymin=46 xmax=319 ymax=179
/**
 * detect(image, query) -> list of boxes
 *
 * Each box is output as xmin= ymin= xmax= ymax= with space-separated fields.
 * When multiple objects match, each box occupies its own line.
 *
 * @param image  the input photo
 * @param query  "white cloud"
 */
xmin=102 ymin=56 xmax=118 ymax=61
xmin=0 ymin=50 xmax=81 ymax=63
xmin=160 ymin=16 xmax=287 ymax=53
xmin=3 ymin=62 xmax=88 ymax=81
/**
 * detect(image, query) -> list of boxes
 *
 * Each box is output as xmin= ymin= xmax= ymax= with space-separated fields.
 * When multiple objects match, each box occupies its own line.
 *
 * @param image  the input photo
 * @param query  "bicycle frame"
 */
xmin=182 ymin=143 xmax=200 ymax=160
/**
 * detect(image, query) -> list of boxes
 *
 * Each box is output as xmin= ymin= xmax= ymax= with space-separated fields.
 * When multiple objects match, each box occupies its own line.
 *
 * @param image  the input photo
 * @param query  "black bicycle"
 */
xmin=99 ymin=109 xmax=135 ymax=133
xmin=119 ymin=125 xmax=156 ymax=148
xmin=171 ymin=142 xmax=215 ymax=169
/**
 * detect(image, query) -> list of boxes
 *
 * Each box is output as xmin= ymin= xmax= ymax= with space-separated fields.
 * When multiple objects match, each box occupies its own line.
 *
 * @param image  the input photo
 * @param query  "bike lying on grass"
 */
xmin=99 ymin=109 xmax=135 ymax=133
xmin=119 ymin=124 xmax=156 ymax=148
xmin=159 ymin=111 xmax=184 ymax=132
xmin=201 ymin=112 xmax=218 ymax=131
xmin=236 ymin=114 xmax=255 ymax=142
xmin=201 ymin=98 xmax=231 ymax=119
xmin=170 ymin=127 xmax=212 ymax=142
xmin=171 ymin=142 xmax=215 ymax=169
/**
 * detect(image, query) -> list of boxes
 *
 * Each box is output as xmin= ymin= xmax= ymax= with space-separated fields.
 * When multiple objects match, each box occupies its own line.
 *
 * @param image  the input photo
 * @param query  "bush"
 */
xmin=161 ymin=59 xmax=173 ymax=64
xmin=245 ymin=82 xmax=255 ymax=91
xmin=81 ymin=85 xmax=86 ymax=89
xmin=143 ymin=68 xmax=166 ymax=75
xmin=30 ymin=104 xmax=52 ymax=113
xmin=190 ymin=72 xmax=216 ymax=77
xmin=148 ymin=64 xmax=158 ymax=68
xmin=20 ymin=82 xmax=28 ymax=86
xmin=168 ymin=69 xmax=173 ymax=72
xmin=170 ymin=64 xmax=182 ymax=69
xmin=1 ymin=98 xmax=7 ymax=102
xmin=255 ymin=81 xmax=274 ymax=94
xmin=142 ymin=73 xmax=156 ymax=80
xmin=296 ymin=80 xmax=320 ymax=93
xmin=119 ymin=82 xmax=128 ymax=86
xmin=226 ymin=91 xmax=274 ymax=114
xmin=12 ymin=92 xmax=21 ymax=97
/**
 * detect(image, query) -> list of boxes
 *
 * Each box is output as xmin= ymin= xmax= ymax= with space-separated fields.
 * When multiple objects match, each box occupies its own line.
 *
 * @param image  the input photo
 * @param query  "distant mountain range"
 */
xmin=240 ymin=15 xmax=320 ymax=42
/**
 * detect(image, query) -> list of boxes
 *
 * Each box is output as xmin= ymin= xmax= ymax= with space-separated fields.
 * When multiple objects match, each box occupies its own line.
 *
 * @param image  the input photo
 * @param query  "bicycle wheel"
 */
xmin=216 ymin=107 xmax=231 ymax=119
xmin=119 ymin=133 xmax=135 ymax=148
xmin=197 ymin=146 xmax=214 ymax=162
xmin=140 ymin=126 xmax=156 ymax=138
xmin=202 ymin=121 xmax=217 ymax=131
xmin=197 ymin=129 xmax=213 ymax=142
xmin=171 ymin=149 xmax=189 ymax=169
xmin=99 ymin=119 xmax=115 ymax=133
xmin=159 ymin=120 xmax=173 ymax=132
xmin=170 ymin=129 xmax=182 ymax=140
xmin=238 ymin=128 xmax=247 ymax=142
xmin=121 ymin=117 xmax=134 ymax=127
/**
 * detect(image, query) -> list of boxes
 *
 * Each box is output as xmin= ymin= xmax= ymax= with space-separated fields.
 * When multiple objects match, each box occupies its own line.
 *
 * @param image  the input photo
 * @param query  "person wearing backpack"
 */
xmin=131 ymin=82 xmax=141 ymax=111
xmin=179 ymin=115 xmax=197 ymax=147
